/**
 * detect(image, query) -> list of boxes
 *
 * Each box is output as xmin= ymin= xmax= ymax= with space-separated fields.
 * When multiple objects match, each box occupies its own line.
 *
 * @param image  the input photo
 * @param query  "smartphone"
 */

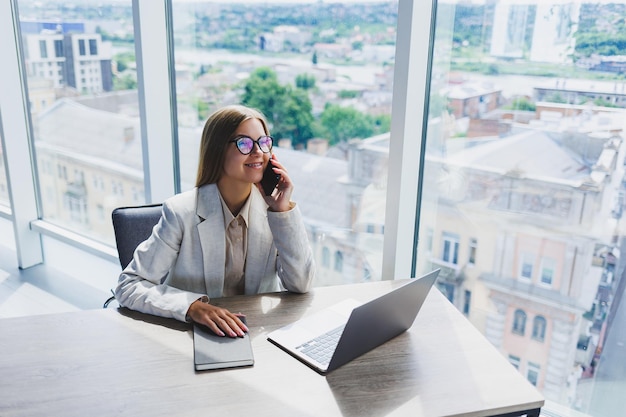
xmin=260 ymin=159 xmax=281 ymax=195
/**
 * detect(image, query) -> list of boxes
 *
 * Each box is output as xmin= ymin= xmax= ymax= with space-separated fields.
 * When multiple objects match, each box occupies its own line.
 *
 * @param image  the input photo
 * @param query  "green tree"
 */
xmin=277 ymin=87 xmax=315 ymax=148
xmin=593 ymin=98 xmax=619 ymax=108
xmin=113 ymin=73 xmax=137 ymax=90
xmin=337 ymin=90 xmax=359 ymax=99
xmin=241 ymin=67 xmax=315 ymax=148
xmin=319 ymin=104 xmax=374 ymax=145
xmin=372 ymin=114 xmax=391 ymax=134
xmin=295 ymin=73 xmax=316 ymax=90
xmin=241 ymin=67 xmax=286 ymax=125
xmin=504 ymin=97 xmax=536 ymax=111
xmin=114 ymin=52 xmax=135 ymax=73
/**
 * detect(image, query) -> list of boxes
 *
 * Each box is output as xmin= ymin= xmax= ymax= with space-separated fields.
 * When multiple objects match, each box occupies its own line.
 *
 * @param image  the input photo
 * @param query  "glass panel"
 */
xmin=17 ymin=0 xmax=142 ymax=245
xmin=0 ymin=132 xmax=8 ymax=206
xmin=419 ymin=1 xmax=625 ymax=414
xmin=171 ymin=1 xmax=398 ymax=286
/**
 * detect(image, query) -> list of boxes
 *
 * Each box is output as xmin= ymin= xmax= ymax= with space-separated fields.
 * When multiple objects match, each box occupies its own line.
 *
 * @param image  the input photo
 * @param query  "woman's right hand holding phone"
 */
xmin=258 ymin=154 xmax=294 ymax=213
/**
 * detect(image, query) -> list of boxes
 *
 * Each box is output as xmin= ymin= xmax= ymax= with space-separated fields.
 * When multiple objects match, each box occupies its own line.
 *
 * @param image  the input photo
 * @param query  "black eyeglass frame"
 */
xmin=228 ymin=135 xmax=274 ymax=155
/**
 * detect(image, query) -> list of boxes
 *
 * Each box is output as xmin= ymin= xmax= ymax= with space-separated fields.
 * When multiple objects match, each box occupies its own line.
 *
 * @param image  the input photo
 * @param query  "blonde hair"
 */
xmin=195 ymin=105 xmax=270 ymax=187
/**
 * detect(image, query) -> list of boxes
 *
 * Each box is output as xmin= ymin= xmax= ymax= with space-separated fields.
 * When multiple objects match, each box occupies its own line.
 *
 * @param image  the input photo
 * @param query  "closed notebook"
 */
xmin=193 ymin=317 xmax=254 ymax=371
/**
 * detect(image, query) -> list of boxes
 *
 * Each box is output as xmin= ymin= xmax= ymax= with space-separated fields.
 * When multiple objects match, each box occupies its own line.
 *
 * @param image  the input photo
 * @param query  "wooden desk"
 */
xmin=0 ymin=280 xmax=543 ymax=417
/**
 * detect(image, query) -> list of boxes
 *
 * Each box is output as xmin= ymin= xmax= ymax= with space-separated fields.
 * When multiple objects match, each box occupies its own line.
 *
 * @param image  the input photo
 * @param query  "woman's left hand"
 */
xmin=256 ymin=154 xmax=294 ymax=212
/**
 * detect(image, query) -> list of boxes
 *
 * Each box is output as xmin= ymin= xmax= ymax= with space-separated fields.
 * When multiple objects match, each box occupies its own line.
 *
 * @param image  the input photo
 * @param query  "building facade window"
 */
xmin=532 ymin=315 xmax=547 ymax=342
xmin=540 ymin=258 xmax=556 ymax=287
xmin=442 ymin=232 xmax=459 ymax=264
xmin=54 ymin=39 xmax=63 ymax=57
xmin=334 ymin=250 xmax=343 ymax=273
xmin=468 ymin=238 xmax=477 ymax=265
xmin=463 ymin=289 xmax=471 ymax=316
xmin=512 ymin=309 xmax=527 ymax=335
xmin=321 ymin=246 xmax=330 ymax=268
xmin=527 ymin=362 xmax=540 ymax=386
xmin=519 ymin=252 xmax=534 ymax=281
xmin=89 ymin=38 xmax=98 ymax=55
xmin=39 ymin=39 xmax=47 ymax=58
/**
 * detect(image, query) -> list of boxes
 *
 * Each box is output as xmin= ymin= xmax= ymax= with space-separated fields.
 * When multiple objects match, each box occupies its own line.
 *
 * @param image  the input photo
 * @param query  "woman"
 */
xmin=115 ymin=105 xmax=315 ymax=337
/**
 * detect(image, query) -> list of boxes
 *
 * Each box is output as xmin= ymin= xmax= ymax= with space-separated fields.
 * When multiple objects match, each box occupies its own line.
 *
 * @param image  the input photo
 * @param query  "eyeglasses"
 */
xmin=229 ymin=135 xmax=273 ymax=155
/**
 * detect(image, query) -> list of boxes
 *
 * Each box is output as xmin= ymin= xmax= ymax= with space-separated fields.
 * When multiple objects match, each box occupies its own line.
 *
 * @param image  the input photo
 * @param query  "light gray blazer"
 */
xmin=115 ymin=184 xmax=315 ymax=322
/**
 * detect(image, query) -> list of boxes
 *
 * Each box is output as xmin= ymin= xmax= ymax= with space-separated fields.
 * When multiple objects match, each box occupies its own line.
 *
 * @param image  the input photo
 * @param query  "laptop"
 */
xmin=267 ymin=269 xmax=440 ymax=374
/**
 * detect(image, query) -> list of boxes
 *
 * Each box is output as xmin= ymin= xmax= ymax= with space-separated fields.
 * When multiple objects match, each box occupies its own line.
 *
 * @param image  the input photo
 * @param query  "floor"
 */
xmin=0 ymin=241 xmax=116 ymax=319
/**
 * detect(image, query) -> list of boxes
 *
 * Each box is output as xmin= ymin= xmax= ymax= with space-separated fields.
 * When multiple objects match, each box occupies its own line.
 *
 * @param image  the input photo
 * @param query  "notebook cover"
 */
xmin=193 ymin=317 xmax=254 ymax=371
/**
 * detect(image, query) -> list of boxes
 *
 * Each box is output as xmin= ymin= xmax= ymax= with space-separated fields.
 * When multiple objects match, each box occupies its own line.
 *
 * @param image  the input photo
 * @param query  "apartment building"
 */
xmin=21 ymin=20 xmax=113 ymax=94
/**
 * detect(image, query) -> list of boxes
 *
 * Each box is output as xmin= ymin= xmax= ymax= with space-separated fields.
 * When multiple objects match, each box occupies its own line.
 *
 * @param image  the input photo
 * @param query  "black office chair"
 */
xmin=103 ymin=203 xmax=163 ymax=308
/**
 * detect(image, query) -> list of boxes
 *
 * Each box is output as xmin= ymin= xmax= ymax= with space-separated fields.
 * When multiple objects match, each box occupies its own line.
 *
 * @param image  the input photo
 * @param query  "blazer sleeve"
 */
xmin=114 ymin=200 xmax=206 ymax=322
xmin=266 ymin=203 xmax=315 ymax=293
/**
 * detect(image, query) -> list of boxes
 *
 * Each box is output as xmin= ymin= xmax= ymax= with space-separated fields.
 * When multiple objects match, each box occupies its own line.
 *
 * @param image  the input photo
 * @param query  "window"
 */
xmin=54 ymin=39 xmax=63 ymax=57
xmin=0 ymin=2 xmax=624 ymax=415
xmin=89 ymin=39 xmax=97 ymax=55
xmin=463 ymin=289 xmax=471 ymax=316
xmin=39 ymin=40 xmax=47 ymax=58
xmin=512 ymin=309 xmax=526 ymax=336
xmin=527 ymin=362 xmax=540 ymax=387
xmin=509 ymin=355 xmax=521 ymax=370
xmin=540 ymin=258 xmax=556 ymax=287
xmin=64 ymin=188 xmax=88 ymax=225
xmin=334 ymin=251 xmax=344 ymax=273
xmin=519 ymin=252 xmax=534 ymax=281
xmin=468 ymin=238 xmax=477 ymax=265
xmin=16 ymin=0 xmax=141 ymax=246
xmin=321 ymin=246 xmax=330 ymax=268
xmin=532 ymin=315 xmax=547 ymax=342
xmin=171 ymin=1 xmax=396 ymax=286
xmin=442 ymin=232 xmax=459 ymax=264
xmin=57 ymin=164 xmax=67 ymax=181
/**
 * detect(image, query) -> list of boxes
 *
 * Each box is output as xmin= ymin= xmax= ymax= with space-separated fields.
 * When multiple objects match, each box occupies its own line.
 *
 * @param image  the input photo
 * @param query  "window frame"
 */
xmin=0 ymin=0 xmax=433 ymax=281
xmin=0 ymin=0 xmax=44 ymax=266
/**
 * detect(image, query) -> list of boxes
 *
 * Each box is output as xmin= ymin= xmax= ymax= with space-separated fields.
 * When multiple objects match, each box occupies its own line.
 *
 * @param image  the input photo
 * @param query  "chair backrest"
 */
xmin=111 ymin=203 xmax=163 ymax=269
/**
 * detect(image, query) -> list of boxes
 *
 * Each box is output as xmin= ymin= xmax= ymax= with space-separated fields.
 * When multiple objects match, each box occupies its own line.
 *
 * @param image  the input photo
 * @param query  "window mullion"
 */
xmin=0 ymin=0 xmax=44 ymax=268
xmin=383 ymin=0 xmax=436 ymax=279
xmin=133 ymin=0 xmax=179 ymax=203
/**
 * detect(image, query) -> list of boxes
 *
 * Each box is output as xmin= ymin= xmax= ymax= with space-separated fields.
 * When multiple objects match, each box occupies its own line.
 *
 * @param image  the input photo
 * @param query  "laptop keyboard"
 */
xmin=295 ymin=324 xmax=345 ymax=366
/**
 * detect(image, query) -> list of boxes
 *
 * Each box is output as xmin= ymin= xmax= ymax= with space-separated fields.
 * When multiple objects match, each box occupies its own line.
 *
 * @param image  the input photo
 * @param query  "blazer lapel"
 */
xmin=196 ymin=185 xmax=226 ymax=297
